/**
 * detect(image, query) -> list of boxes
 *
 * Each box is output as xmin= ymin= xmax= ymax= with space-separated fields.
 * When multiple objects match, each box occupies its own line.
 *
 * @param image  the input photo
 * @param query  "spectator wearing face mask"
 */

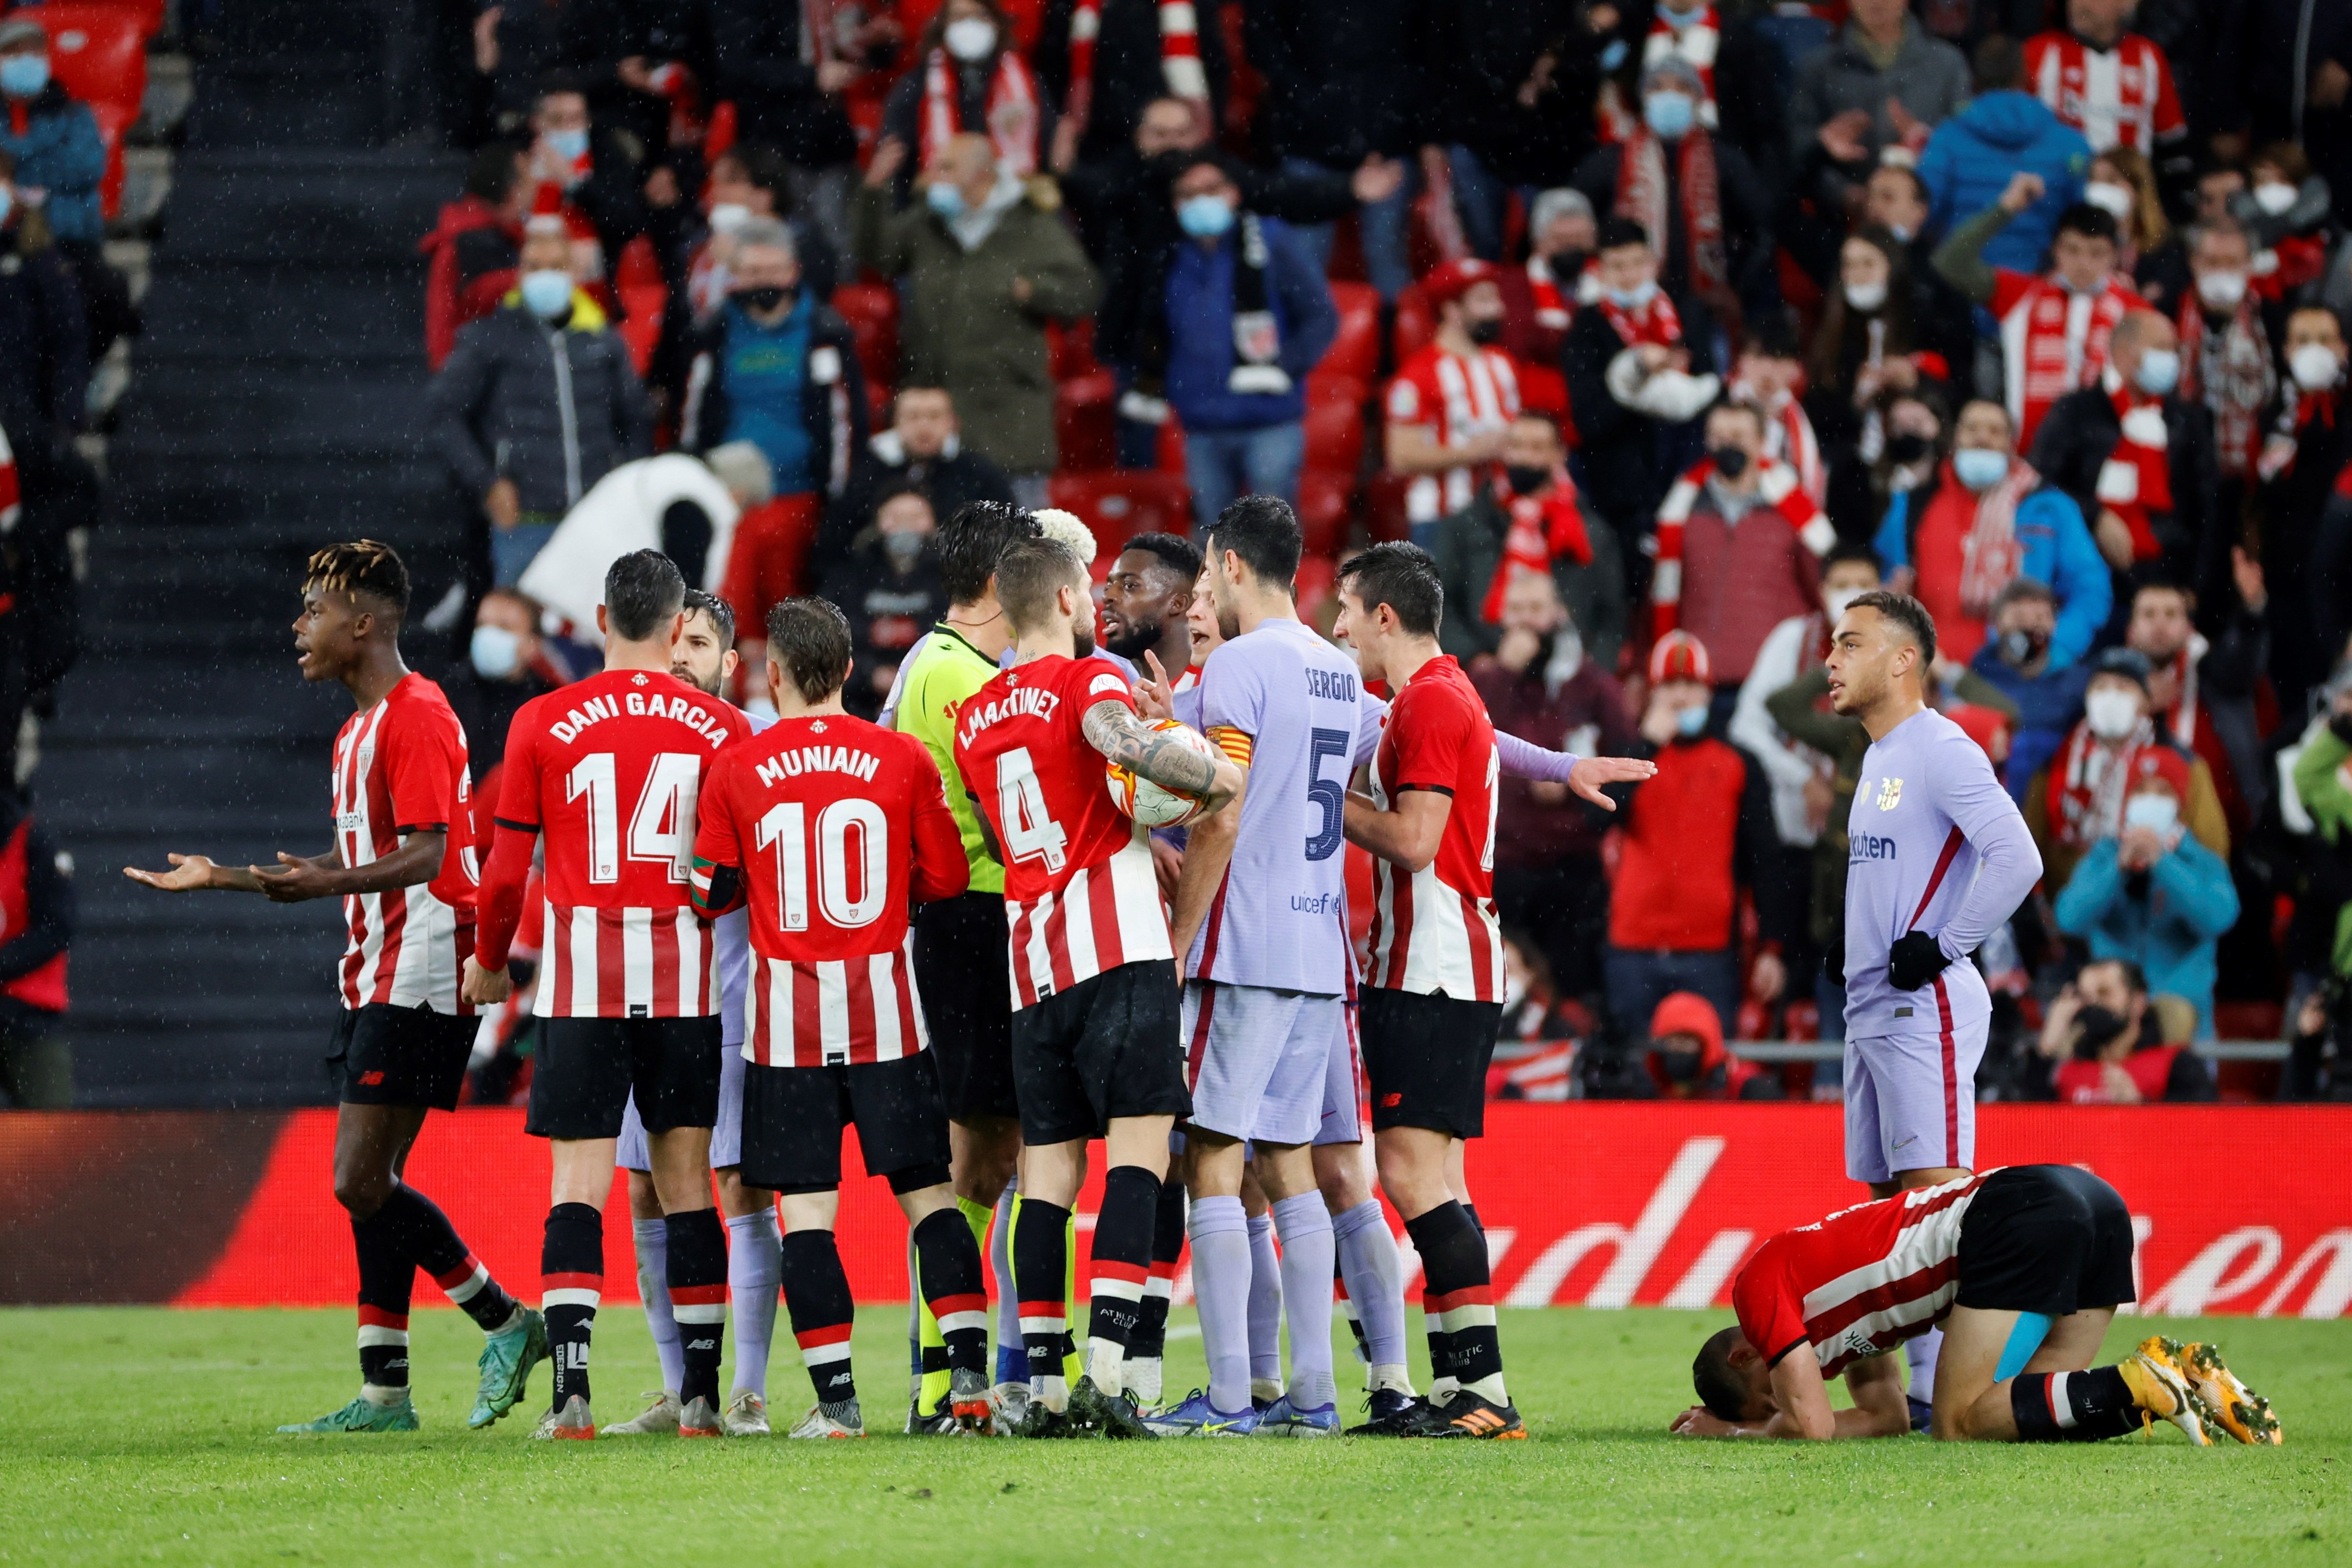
xmin=680 ymin=218 xmax=868 ymax=521
xmin=1387 ymin=258 xmax=1524 ymax=546
xmin=430 ymin=215 xmax=653 ymax=586
xmin=1598 ymin=631 xmax=1775 ymax=1048
xmin=668 ymin=143 xmax=842 ymax=334
xmin=2036 ymin=957 xmax=2218 ymax=1101
xmin=2176 ymin=216 xmax=2279 ymax=499
xmin=1158 ymin=153 xmax=1335 ymax=531
xmin=1805 ymin=228 xmax=1967 ymax=541
xmin=449 ymin=587 xmax=569 ymax=774
xmin=2122 ymin=572 xmax=2273 ymax=835
xmin=0 ymin=20 xmax=102 ymax=256
xmin=2030 ymin=307 xmax=2221 ymax=603
xmin=1564 ymin=220 xmax=1720 ymax=555
xmin=1470 ymin=569 xmax=1637 ymax=1004
xmin=1589 ymin=0 xmax=1787 ymax=185
xmin=421 ymin=143 xmax=529 ymax=371
xmin=1787 ymin=0 xmax=1969 ymax=224
xmin=820 ymin=483 xmax=951 ymax=719
xmin=821 ymin=386 xmax=1015 ymax=582
xmin=2083 ymin=146 xmax=2184 ymax=307
xmin=882 ymin=0 xmax=1057 ymax=196
xmin=2052 ymin=746 xmax=2238 ymax=1037
xmin=1650 ymin=401 xmax=1835 ymax=704
xmin=519 ymin=77 xmax=648 ymax=262
xmin=1877 ymin=398 xmax=2109 ymax=669
xmin=1434 ymin=410 xmax=1627 ymax=673
xmin=854 ymin=132 xmax=1100 ymax=501
xmin=1497 ymin=187 xmax=1595 ymax=365
xmin=1917 ymin=36 xmax=2092 ymax=280
xmin=2258 ymin=305 xmax=2352 ymax=710
xmin=1967 ymin=578 xmax=2094 ymax=801
xmin=2231 ymin=143 xmax=2334 ymax=301
xmin=1645 ymin=991 xmax=1779 ymax=1101
xmin=2028 ymin=646 xmax=2228 ymax=891
xmin=1571 ymin=57 xmax=1778 ymax=339
xmin=1035 ymin=0 xmax=1229 ymax=175
xmin=1935 ymin=175 xmax=2146 ymax=451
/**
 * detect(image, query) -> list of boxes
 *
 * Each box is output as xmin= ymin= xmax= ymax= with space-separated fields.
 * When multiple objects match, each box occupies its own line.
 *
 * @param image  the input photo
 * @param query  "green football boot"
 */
xmin=277 ymin=1394 xmax=420 ymax=1434
xmin=469 ymin=1307 xmax=549 ymax=1429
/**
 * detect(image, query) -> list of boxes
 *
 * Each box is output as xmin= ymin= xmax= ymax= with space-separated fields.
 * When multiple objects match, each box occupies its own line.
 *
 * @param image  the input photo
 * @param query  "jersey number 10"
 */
xmin=755 ymin=798 xmax=889 ymax=932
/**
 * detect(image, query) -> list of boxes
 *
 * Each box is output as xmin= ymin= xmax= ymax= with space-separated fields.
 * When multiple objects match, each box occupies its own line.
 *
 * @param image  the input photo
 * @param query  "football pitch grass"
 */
xmin=1 ymin=1306 xmax=2345 ymax=1566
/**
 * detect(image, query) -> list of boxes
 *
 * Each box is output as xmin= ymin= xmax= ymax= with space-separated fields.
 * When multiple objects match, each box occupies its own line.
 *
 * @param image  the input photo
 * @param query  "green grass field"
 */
xmin=1 ymin=1305 xmax=2344 ymax=1566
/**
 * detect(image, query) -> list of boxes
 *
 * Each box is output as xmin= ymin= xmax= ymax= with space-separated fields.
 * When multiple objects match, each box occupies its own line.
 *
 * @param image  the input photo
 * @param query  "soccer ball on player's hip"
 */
xmin=1105 ymin=718 xmax=1219 ymax=829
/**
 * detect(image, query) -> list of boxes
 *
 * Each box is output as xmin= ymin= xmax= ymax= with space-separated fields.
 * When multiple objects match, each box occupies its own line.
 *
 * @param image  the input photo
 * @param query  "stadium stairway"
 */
xmin=48 ymin=1 xmax=469 ymax=1105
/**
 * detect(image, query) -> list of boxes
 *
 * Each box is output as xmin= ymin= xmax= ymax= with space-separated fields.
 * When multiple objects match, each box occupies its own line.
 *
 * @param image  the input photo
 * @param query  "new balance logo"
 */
xmin=357 ymin=1070 xmax=386 ymax=1086
xmin=1381 ymin=1093 xmax=1403 ymax=1107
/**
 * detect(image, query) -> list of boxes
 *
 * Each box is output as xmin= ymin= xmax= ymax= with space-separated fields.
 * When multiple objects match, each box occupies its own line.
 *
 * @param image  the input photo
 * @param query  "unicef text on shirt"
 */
xmin=1289 ymin=891 xmax=1341 ymax=915
xmin=1848 ymin=833 xmax=1899 ymax=863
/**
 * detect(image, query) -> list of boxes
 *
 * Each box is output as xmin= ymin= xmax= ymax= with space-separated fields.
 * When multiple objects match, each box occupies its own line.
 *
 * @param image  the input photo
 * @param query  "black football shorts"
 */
xmin=328 ymin=1003 xmax=476 ymax=1112
xmin=1359 ymin=986 xmax=1504 ymax=1139
xmin=738 ymin=1050 xmax=953 ymax=1196
xmin=1011 ymin=959 xmax=1190 ymax=1145
xmin=525 ymin=1015 xmax=723 ymax=1140
xmin=912 ymin=892 xmax=1020 ymax=1124
xmin=1955 ymin=1164 xmax=2137 ymax=1317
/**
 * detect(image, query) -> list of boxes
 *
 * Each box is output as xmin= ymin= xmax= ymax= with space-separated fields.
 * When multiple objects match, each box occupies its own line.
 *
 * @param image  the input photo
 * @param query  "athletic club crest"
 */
xmin=1876 ymin=776 xmax=1903 ymax=811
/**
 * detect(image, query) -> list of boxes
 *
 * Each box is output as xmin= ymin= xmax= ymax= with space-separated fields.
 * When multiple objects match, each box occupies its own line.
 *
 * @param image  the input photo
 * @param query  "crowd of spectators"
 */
xmin=418 ymin=0 xmax=2352 ymax=1104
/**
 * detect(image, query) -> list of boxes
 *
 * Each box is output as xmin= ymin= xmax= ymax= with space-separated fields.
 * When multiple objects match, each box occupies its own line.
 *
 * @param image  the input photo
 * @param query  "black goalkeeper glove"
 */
xmin=1888 ymin=931 xmax=1952 ymax=992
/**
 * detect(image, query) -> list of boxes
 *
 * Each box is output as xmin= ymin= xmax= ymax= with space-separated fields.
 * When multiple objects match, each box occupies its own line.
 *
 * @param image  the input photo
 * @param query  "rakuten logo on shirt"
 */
xmin=1849 ymin=833 xmax=1899 ymax=863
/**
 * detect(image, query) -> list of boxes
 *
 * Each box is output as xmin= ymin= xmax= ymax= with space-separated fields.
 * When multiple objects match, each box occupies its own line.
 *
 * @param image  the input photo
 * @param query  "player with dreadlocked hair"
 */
xmin=128 ymin=540 xmax=546 ymax=1434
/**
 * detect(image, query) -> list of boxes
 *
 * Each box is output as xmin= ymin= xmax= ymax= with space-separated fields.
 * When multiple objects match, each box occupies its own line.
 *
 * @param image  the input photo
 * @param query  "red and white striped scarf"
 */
xmin=2094 ymin=381 xmax=2172 ymax=562
xmin=2176 ymin=292 xmax=2275 ymax=479
xmin=1526 ymin=253 xmax=1573 ymax=332
xmin=2053 ymin=719 xmax=2156 ymax=849
xmin=919 ymin=46 xmax=1043 ymax=176
xmin=1598 ymin=6 xmax=1720 ymax=143
xmin=1955 ymin=455 xmax=2040 ymax=617
xmin=1596 ymin=285 xmax=1682 ymax=350
xmin=2150 ymin=634 xmax=2208 ymax=747
xmin=1739 ymin=386 xmax=1825 ymax=505
xmin=1615 ymin=127 xmax=1733 ymax=328
xmin=1649 ymin=457 xmax=1834 ymax=640
xmin=1482 ymin=467 xmax=1592 ymax=625
xmin=0 ymin=424 xmax=17 ymax=535
xmin=1999 ymin=272 xmax=2138 ymax=444
xmin=1062 ymin=0 xmax=1206 ymax=141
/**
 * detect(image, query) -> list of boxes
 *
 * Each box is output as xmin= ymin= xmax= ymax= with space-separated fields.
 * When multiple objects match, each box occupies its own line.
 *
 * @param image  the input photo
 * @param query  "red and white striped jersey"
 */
xmin=1364 ymin=655 xmax=1504 ymax=1001
xmin=1732 ymin=1171 xmax=1994 ymax=1377
xmin=951 ymin=654 xmax=1175 ymax=1009
xmin=2025 ymin=31 xmax=2184 ymax=154
xmin=693 ymin=712 xmax=968 ymax=1067
xmin=492 ymin=668 xmax=744 ymax=1018
xmin=332 ymin=672 xmax=477 ymax=1014
xmin=1387 ymin=342 xmax=1522 ymax=524
xmin=1990 ymin=267 xmax=2144 ymax=448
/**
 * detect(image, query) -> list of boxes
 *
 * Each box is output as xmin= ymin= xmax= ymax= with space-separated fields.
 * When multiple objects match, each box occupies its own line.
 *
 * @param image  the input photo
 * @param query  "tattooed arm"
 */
xmin=1080 ymin=700 xmax=1245 ymax=811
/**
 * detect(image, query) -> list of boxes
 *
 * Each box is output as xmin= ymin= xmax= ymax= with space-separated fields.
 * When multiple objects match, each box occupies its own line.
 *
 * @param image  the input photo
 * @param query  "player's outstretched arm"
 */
xmin=124 ymin=853 xmax=269 ymax=895
xmin=1492 ymin=733 xmax=1659 ymax=809
xmin=1342 ymin=786 xmax=1451 ymax=872
xmin=1080 ymin=699 xmax=1243 ymax=810
xmin=251 ymin=835 xmax=444 ymax=904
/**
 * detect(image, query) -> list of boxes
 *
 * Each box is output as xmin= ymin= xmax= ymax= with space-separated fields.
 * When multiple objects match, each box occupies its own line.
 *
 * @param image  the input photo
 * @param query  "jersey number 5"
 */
xmin=1305 ymin=727 xmax=1349 ymax=862
xmin=567 ymin=752 xmax=702 ymax=884
xmin=755 ymin=798 xmax=889 ymax=931
xmin=995 ymin=747 xmax=1069 ymax=873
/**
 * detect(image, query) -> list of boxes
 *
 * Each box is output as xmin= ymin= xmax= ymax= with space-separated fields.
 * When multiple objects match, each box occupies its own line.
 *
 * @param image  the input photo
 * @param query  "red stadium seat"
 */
xmin=1518 ymin=361 xmax=1570 ymax=428
xmin=1054 ymin=368 xmax=1117 ymax=473
xmin=1294 ymin=555 xmax=1338 ymax=620
xmin=1363 ymin=470 xmax=1412 ymax=542
xmin=830 ymin=281 xmax=900 ymax=406
xmin=28 ymin=6 xmax=145 ymax=121
xmin=1317 ymin=281 xmax=1382 ymax=380
xmin=57 ymin=0 xmax=164 ymax=36
xmin=613 ymin=235 xmax=663 ymax=292
xmin=86 ymin=95 xmax=127 ymax=219
xmin=1303 ymin=373 xmax=1366 ymax=474
xmin=1296 ymin=469 xmax=1352 ymax=558
xmin=615 ymin=285 xmax=665 ymax=379
xmin=1391 ymin=283 xmax=1434 ymax=365
xmin=1048 ymin=316 xmax=1102 ymax=380
xmin=1048 ymin=471 xmax=1192 ymax=568
xmin=1155 ymin=416 xmax=1187 ymax=475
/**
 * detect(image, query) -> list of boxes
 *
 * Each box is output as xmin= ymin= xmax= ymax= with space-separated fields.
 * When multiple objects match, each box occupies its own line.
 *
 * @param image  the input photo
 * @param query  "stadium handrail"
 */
xmin=1726 ymin=1040 xmax=2291 ymax=1063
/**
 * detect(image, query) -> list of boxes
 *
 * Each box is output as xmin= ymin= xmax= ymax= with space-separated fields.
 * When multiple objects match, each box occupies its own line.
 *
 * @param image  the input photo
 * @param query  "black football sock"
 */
xmin=1125 ymin=1176 xmax=1187 ymax=1399
xmin=2010 ymin=1366 xmax=2142 ymax=1442
xmin=779 ymin=1229 xmax=858 ymax=1414
xmin=351 ymin=1209 xmax=413 ymax=1393
xmin=912 ymin=1209 xmax=990 ymax=1384
xmin=1407 ymin=1201 xmax=1506 ymax=1405
xmin=540 ymin=1202 xmax=604 ymax=1412
xmin=1012 ymin=1196 xmax=1073 ymax=1408
xmin=371 ymin=1183 xmax=519 ymax=1333
xmin=1082 ymin=1166 xmax=1160 ymax=1398
xmin=664 ymin=1207 xmax=729 ymax=1410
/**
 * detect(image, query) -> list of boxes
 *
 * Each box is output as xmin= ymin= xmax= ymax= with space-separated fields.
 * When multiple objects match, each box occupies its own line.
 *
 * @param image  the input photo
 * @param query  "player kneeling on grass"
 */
xmin=954 ymin=535 xmax=1246 ymax=1437
xmin=688 ymin=598 xmax=992 ymax=1439
xmin=1674 ymin=1165 xmax=2281 ymax=1446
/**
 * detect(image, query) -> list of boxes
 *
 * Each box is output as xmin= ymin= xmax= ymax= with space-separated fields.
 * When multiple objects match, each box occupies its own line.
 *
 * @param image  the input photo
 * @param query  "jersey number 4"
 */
xmin=567 ymin=753 xmax=701 ymax=884
xmin=755 ymin=798 xmax=889 ymax=932
xmin=995 ymin=747 xmax=1069 ymax=874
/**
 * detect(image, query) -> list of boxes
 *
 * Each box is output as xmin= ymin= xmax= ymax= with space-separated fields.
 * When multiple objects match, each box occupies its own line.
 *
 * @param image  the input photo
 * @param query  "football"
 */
xmin=1104 ymin=718 xmax=1221 ymax=829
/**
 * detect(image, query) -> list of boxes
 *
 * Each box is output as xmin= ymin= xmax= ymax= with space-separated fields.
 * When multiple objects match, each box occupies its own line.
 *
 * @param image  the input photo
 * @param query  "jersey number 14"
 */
xmin=567 ymin=753 xmax=701 ymax=884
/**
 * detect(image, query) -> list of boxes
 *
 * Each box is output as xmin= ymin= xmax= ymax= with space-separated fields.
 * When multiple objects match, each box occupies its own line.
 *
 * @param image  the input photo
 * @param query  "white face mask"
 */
xmin=707 ymin=202 xmax=751 ymax=236
xmin=2291 ymin=342 xmax=2341 ymax=391
xmin=2085 ymin=686 xmax=2143 ymax=741
xmin=2083 ymin=180 xmax=2134 ymax=220
xmin=1844 ymin=279 xmax=1888 ymax=313
xmin=2196 ymin=269 xmax=2248 ymax=310
xmin=2253 ymin=180 xmax=2299 ymax=216
xmin=2124 ymin=792 xmax=2180 ymax=836
xmin=1823 ymin=585 xmax=1866 ymax=622
xmin=944 ymin=17 xmax=998 ymax=61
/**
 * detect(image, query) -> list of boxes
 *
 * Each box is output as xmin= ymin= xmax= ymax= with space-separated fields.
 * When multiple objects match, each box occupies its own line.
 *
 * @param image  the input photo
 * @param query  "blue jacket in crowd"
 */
xmin=1876 ymin=479 xmax=2113 ymax=668
xmin=0 ymin=82 xmax=106 ymax=247
xmin=1967 ymin=644 xmax=2092 ymax=804
xmin=1917 ymin=91 xmax=2091 ymax=274
xmin=1162 ymin=214 xmax=1337 ymax=433
xmin=2054 ymin=832 xmax=2240 ymax=1036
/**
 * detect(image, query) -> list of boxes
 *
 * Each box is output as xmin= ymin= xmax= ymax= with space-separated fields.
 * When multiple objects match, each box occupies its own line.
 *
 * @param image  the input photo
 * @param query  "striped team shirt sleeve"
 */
xmin=381 ymin=703 xmax=455 ymax=836
xmin=1731 ymin=1246 xmax=1810 ymax=1368
xmin=689 ymin=749 xmax=745 ymax=917
xmin=1925 ymin=728 xmax=2042 ymax=961
xmin=1384 ymin=681 xmax=1471 ymax=795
